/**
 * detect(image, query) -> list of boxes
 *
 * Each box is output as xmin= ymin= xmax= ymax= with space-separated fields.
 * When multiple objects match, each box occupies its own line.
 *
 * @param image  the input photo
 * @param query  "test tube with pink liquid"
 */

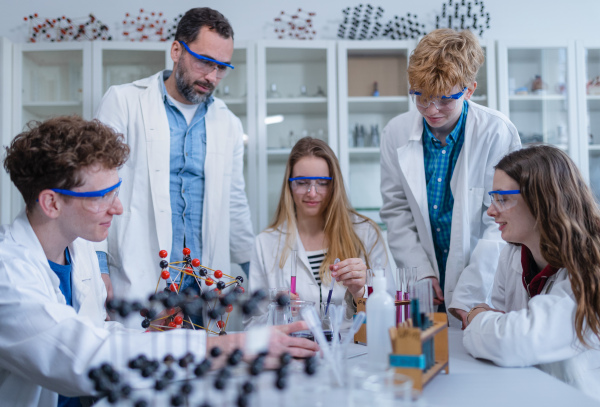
xmin=290 ymin=250 xmax=297 ymax=295
xmin=366 ymin=269 xmax=374 ymax=296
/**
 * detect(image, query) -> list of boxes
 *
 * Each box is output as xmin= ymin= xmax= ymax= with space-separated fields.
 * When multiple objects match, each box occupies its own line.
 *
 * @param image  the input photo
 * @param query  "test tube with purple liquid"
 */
xmin=367 ymin=269 xmax=374 ymax=297
xmin=290 ymin=250 xmax=297 ymax=295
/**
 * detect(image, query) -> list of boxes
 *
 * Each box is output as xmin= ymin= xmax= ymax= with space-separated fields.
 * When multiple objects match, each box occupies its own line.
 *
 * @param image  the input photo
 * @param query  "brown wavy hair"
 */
xmin=4 ymin=116 xmax=130 ymax=210
xmin=496 ymin=145 xmax=600 ymax=346
xmin=408 ymin=28 xmax=484 ymax=99
xmin=268 ymin=137 xmax=385 ymax=283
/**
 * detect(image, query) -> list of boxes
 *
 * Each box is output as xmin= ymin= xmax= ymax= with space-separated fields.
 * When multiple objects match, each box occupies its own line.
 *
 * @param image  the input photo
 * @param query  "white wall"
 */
xmin=1 ymin=0 xmax=599 ymax=44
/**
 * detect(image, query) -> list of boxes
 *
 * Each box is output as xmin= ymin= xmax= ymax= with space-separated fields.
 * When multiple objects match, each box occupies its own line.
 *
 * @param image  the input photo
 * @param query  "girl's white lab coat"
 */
xmin=244 ymin=215 xmax=395 ymax=329
xmin=380 ymin=101 xmax=521 ymax=325
xmin=464 ymin=244 xmax=600 ymax=401
xmin=0 ymin=211 xmax=207 ymax=407
xmin=95 ymin=71 xmax=254 ymax=326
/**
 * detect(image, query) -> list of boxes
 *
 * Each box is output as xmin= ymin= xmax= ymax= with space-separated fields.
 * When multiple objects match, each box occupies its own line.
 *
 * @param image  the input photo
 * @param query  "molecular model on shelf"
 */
xmin=120 ymin=9 xmax=169 ymax=42
xmin=273 ymin=8 xmax=317 ymax=40
xmin=23 ymin=13 xmax=111 ymax=42
xmin=434 ymin=0 xmax=491 ymax=36
xmin=148 ymin=247 xmax=245 ymax=335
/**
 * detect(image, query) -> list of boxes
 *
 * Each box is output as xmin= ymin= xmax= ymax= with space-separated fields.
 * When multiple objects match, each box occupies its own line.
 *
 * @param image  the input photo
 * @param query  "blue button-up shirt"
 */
xmin=422 ymin=101 xmax=468 ymax=292
xmin=160 ymin=71 xmax=212 ymax=282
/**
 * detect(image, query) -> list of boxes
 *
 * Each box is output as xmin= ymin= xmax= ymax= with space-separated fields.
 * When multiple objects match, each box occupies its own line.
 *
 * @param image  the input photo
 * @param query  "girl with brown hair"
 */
xmin=463 ymin=145 xmax=600 ymax=400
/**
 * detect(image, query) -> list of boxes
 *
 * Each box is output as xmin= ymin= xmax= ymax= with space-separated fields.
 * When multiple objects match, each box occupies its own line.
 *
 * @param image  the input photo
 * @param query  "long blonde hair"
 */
xmin=268 ymin=137 xmax=383 ymax=283
xmin=496 ymin=145 xmax=600 ymax=346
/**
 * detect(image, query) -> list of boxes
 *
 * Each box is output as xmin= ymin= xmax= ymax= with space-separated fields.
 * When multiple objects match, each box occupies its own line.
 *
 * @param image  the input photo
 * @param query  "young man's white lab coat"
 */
xmin=380 ymin=101 xmax=521 ymax=325
xmin=0 ymin=211 xmax=207 ymax=407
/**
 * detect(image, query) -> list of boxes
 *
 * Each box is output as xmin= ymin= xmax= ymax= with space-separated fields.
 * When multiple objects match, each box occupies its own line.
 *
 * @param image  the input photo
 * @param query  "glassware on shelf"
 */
xmin=313 ymin=86 xmax=326 ymax=97
xmin=531 ymin=75 xmax=547 ymax=95
xmin=300 ymin=85 xmax=308 ymax=97
xmin=370 ymin=125 xmax=380 ymax=147
xmin=222 ymin=85 xmax=231 ymax=98
xmin=268 ymin=83 xmax=281 ymax=98
xmin=372 ymin=81 xmax=380 ymax=97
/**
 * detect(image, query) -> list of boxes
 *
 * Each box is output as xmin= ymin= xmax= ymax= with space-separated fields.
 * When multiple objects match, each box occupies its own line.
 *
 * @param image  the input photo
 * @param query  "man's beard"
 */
xmin=174 ymin=60 xmax=214 ymax=104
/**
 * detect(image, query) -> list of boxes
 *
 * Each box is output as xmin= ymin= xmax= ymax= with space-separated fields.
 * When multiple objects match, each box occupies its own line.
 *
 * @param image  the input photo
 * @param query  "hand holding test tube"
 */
xmin=325 ymin=258 xmax=340 ymax=316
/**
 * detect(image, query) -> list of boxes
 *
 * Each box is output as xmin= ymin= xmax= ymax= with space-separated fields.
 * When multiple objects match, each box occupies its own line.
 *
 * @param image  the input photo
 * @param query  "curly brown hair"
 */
xmin=408 ymin=28 xmax=484 ymax=99
xmin=496 ymin=145 xmax=600 ymax=347
xmin=3 ymin=116 xmax=130 ymax=210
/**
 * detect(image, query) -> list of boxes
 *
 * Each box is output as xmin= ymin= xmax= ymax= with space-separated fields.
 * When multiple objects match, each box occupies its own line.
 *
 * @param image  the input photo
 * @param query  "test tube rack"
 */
xmin=353 ymin=298 xmax=411 ymax=344
xmin=388 ymin=312 xmax=449 ymax=391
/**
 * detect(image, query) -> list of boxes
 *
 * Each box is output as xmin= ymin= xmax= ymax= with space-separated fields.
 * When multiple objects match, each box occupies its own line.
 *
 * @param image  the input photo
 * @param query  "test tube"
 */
xmin=366 ymin=269 xmax=373 ymax=297
xmin=395 ymin=267 xmax=404 ymax=324
xmin=290 ymin=250 xmax=297 ymax=295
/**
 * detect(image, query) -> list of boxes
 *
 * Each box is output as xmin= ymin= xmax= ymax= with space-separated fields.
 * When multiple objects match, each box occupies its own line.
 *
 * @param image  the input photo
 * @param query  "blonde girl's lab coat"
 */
xmin=244 ymin=215 xmax=395 ymax=330
xmin=0 ymin=211 xmax=207 ymax=407
xmin=94 ymin=71 xmax=254 ymax=325
xmin=463 ymin=244 xmax=600 ymax=401
xmin=380 ymin=101 xmax=521 ymax=324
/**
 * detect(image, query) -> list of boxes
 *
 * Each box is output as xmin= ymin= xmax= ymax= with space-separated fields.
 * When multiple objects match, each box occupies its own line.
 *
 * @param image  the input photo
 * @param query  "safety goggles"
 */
xmin=488 ymin=190 xmax=521 ymax=212
xmin=179 ymin=41 xmax=234 ymax=79
xmin=289 ymin=177 xmax=332 ymax=194
xmin=409 ymin=87 xmax=467 ymax=111
xmin=52 ymin=178 xmax=122 ymax=213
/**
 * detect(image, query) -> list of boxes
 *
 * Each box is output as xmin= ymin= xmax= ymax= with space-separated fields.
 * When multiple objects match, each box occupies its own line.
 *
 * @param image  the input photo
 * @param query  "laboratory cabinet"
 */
xmin=256 ymin=40 xmax=338 ymax=231
xmin=0 ymin=37 xmax=13 ymax=224
xmin=497 ymin=40 xmax=578 ymax=157
xmin=576 ymin=41 xmax=600 ymax=201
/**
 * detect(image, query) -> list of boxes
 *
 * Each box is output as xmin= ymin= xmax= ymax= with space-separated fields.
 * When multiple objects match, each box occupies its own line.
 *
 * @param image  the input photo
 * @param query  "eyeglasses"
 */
xmin=289 ymin=177 xmax=332 ymax=194
xmin=52 ymin=178 xmax=122 ymax=213
xmin=409 ymin=87 xmax=467 ymax=111
xmin=488 ymin=190 xmax=521 ymax=212
xmin=179 ymin=41 xmax=234 ymax=79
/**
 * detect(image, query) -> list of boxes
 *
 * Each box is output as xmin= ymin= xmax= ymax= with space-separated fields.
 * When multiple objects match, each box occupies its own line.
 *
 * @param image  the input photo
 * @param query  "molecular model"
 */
xmin=381 ymin=12 xmax=426 ymax=40
xmin=23 ymin=13 xmax=111 ymax=42
xmin=337 ymin=5 xmax=426 ymax=40
xmin=150 ymin=248 xmax=245 ymax=335
xmin=89 ymin=291 xmax=320 ymax=406
xmin=121 ymin=9 xmax=169 ymax=42
xmin=435 ymin=0 xmax=491 ymax=36
xmin=273 ymin=8 xmax=317 ymax=40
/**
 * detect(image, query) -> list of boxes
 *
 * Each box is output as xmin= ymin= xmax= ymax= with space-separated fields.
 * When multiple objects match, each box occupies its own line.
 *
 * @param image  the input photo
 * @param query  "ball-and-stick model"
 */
xmin=273 ymin=8 xmax=317 ymax=40
xmin=120 ymin=9 xmax=169 ymax=42
xmin=145 ymin=248 xmax=245 ymax=335
xmin=435 ymin=0 xmax=491 ymax=36
xmin=23 ymin=13 xmax=110 ymax=42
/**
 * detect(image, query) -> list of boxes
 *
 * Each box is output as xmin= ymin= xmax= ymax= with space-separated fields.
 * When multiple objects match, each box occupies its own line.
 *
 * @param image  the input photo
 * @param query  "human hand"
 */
xmin=450 ymin=308 xmax=468 ymax=330
xmin=330 ymin=258 xmax=366 ymax=299
xmin=290 ymin=292 xmax=300 ymax=300
xmin=424 ymin=277 xmax=444 ymax=305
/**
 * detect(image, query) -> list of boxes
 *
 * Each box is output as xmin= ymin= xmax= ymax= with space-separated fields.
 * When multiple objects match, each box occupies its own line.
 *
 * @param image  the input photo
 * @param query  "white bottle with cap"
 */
xmin=366 ymin=269 xmax=396 ymax=370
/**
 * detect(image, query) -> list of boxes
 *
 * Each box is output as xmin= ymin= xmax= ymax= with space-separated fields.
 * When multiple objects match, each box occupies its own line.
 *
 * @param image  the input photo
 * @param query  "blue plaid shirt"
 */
xmin=422 ymin=101 xmax=468 ymax=292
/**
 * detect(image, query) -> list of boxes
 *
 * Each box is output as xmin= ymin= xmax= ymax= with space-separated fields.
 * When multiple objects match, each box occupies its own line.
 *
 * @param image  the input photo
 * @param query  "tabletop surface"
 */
xmin=94 ymin=327 xmax=599 ymax=407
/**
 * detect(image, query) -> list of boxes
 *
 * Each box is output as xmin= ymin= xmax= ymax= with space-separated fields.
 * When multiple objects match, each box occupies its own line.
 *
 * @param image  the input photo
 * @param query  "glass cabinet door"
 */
xmin=337 ymin=41 xmax=412 ymax=225
xmin=92 ymin=42 xmax=169 ymax=112
xmin=578 ymin=42 xmax=600 ymax=201
xmin=498 ymin=42 xmax=577 ymax=156
xmin=217 ymin=42 xmax=258 ymax=233
xmin=472 ymin=39 xmax=497 ymax=109
xmin=16 ymin=42 xmax=92 ymax=130
xmin=257 ymin=41 xmax=337 ymax=230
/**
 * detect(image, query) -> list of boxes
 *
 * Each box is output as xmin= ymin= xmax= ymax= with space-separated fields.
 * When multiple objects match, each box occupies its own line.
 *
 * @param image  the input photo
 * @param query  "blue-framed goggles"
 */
xmin=488 ymin=189 xmax=521 ymax=211
xmin=179 ymin=41 xmax=234 ymax=78
xmin=51 ymin=178 xmax=122 ymax=198
xmin=409 ymin=87 xmax=468 ymax=111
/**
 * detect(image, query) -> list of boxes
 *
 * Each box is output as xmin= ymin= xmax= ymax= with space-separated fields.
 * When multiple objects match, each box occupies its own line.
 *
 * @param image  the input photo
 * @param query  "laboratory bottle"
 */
xmin=366 ymin=274 xmax=395 ymax=370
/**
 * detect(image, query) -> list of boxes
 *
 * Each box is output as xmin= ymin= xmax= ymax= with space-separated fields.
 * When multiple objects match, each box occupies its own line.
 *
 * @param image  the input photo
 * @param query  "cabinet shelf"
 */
xmin=23 ymin=101 xmax=83 ymax=116
xmin=509 ymin=94 xmax=566 ymax=101
xmin=349 ymin=147 xmax=381 ymax=156
xmin=266 ymin=97 xmax=328 ymax=115
xmin=348 ymin=96 xmax=408 ymax=114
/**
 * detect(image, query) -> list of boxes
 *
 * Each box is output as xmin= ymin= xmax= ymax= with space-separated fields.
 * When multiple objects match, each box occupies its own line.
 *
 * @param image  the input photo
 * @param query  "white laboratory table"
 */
xmin=95 ymin=327 xmax=599 ymax=407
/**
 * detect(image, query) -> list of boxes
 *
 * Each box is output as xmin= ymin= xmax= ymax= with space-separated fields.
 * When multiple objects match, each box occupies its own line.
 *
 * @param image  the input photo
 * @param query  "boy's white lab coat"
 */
xmin=464 ymin=244 xmax=600 ymax=401
xmin=0 ymin=211 xmax=206 ymax=407
xmin=95 ymin=71 xmax=254 ymax=326
xmin=244 ymin=215 xmax=394 ymax=329
xmin=380 ymin=101 xmax=521 ymax=324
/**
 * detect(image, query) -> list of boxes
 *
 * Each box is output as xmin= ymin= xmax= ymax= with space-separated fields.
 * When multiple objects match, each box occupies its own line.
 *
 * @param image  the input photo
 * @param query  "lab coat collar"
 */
xmin=8 ymin=210 xmax=92 ymax=307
